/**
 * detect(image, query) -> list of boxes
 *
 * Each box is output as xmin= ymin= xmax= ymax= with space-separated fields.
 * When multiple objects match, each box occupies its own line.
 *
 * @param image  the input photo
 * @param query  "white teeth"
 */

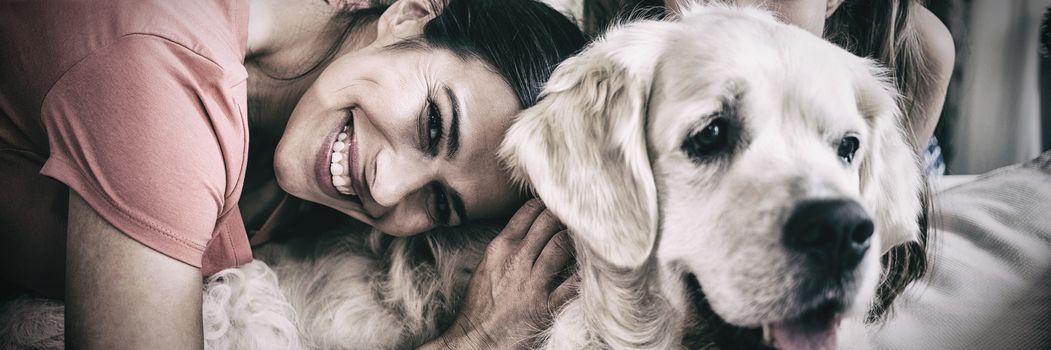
xmin=332 ymin=175 xmax=348 ymax=187
xmin=330 ymin=126 xmax=355 ymax=196
xmin=330 ymin=163 xmax=345 ymax=175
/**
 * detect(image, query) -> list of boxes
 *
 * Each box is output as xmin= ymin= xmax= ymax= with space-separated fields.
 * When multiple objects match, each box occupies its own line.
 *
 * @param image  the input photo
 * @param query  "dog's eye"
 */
xmin=837 ymin=136 xmax=860 ymax=164
xmin=683 ymin=118 xmax=732 ymax=162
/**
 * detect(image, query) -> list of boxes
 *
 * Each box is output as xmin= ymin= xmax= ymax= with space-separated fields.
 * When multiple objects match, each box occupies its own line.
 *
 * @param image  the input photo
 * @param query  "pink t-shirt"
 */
xmin=0 ymin=0 xmax=253 ymax=296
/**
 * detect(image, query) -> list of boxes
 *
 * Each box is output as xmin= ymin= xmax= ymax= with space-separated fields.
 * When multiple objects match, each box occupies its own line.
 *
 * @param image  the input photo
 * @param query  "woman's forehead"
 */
xmin=385 ymin=45 xmax=512 ymax=94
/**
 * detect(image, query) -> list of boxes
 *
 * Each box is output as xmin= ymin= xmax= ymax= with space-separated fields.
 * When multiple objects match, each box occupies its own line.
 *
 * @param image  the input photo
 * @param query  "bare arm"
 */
xmin=906 ymin=6 xmax=955 ymax=149
xmin=65 ymin=192 xmax=204 ymax=349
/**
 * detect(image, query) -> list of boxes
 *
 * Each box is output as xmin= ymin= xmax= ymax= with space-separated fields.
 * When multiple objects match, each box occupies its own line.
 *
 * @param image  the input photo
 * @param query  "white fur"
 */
xmin=202 ymin=260 xmax=299 ymax=350
xmin=206 ymin=224 xmax=496 ymax=349
xmin=499 ymin=4 xmax=922 ymax=349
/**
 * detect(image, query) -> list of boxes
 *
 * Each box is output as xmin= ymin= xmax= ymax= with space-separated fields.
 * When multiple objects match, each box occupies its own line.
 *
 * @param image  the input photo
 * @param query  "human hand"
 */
xmin=421 ymin=199 xmax=577 ymax=349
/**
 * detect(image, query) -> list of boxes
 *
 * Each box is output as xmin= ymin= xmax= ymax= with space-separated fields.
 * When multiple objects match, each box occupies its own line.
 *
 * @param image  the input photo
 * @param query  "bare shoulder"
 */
xmin=899 ymin=5 xmax=956 ymax=147
xmin=912 ymin=6 xmax=955 ymax=83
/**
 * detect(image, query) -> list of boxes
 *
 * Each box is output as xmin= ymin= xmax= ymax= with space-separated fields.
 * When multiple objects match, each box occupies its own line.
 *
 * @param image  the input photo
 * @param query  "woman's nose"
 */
xmin=371 ymin=148 xmax=430 ymax=208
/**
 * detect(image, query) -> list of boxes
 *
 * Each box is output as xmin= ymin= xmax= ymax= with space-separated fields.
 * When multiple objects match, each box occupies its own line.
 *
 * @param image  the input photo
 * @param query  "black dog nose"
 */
xmin=782 ymin=199 xmax=874 ymax=269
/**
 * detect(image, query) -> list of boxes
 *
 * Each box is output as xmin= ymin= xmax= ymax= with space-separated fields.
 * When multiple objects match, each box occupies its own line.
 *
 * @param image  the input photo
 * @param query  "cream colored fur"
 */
xmin=499 ymin=4 xmax=922 ymax=349
xmin=200 ymin=224 xmax=496 ymax=349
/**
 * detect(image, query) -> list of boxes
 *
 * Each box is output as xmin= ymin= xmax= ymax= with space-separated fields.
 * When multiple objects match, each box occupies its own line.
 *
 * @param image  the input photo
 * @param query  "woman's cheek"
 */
xmin=271 ymin=149 xmax=304 ymax=197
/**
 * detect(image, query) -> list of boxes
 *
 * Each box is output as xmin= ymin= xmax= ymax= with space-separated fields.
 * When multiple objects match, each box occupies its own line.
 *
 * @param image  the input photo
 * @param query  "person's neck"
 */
xmin=245 ymin=0 xmax=378 ymax=144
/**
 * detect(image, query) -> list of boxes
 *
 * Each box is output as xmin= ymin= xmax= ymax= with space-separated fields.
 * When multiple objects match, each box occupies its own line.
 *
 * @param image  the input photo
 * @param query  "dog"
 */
xmin=497 ymin=3 xmax=927 ymax=349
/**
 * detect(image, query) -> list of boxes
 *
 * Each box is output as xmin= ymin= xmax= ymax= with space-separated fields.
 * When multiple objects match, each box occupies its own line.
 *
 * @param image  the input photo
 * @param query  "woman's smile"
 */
xmin=327 ymin=112 xmax=363 ymax=197
xmin=316 ymin=109 xmax=366 ymax=209
xmin=329 ymin=124 xmax=356 ymax=196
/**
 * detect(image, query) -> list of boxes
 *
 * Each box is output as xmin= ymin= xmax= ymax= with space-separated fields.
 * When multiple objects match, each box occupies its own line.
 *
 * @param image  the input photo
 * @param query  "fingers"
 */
xmin=520 ymin=210 xmax=564 ymax=259
xmin=498 ymin=199 xmax=545 ymax=241
xmin=483 ymin=200 xmax=545 ymax=263
xmin=550 ymin=272 xmax=580 ymax=310
xmin=535 ymin=231 xmax=574 ymax=279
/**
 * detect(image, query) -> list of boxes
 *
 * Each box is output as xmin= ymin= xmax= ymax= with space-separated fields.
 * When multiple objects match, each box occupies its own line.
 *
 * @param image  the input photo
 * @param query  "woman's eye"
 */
xmin=682 ymin=117 xmax=733 ymax=163
xmin=837 ymin=136 xmax=860 ymax=164
xmin=427 ymin=102 xmax=442 ymax=151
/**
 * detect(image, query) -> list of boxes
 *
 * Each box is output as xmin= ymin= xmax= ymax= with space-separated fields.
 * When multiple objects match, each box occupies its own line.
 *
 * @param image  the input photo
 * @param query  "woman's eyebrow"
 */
xmin=440 ymin=85 xmax=467 ymax=224
xmin=444 ymin=85 xmax=461 ymax=160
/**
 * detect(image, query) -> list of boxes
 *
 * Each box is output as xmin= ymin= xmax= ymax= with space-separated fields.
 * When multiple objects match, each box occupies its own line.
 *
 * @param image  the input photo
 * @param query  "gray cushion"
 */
xmin=874 ymin=152 xmax=1051 ymax=349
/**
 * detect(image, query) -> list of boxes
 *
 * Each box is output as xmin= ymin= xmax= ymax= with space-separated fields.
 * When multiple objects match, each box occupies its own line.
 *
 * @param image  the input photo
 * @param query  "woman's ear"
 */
xmin=376 ymin=0 xmax=440 ymax=44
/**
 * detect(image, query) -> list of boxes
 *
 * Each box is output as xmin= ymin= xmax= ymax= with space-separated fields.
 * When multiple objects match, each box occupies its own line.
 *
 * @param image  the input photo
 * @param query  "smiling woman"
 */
xmin=270 ymin=0 xmax=586 ymax=236
xmin=0 ymin=0 xmax=584 ymax=347
xmin=274 ymin=39 xmax=525 ymax=236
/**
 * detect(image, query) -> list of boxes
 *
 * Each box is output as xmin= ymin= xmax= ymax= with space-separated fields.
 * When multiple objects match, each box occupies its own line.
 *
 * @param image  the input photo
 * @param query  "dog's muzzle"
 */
xmin=782 ymin=199 xmax=874 ymax=274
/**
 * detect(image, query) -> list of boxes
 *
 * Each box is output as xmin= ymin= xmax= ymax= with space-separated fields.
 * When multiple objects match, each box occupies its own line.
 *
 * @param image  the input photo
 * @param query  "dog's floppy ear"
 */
xmin=499 ymin=28 xmax=665 ymax=269
xmin=853 ymin=61 xmax=923 ymax=254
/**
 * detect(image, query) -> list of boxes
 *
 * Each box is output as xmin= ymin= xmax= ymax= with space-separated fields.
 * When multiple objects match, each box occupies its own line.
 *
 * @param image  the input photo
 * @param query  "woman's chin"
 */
xmin=271 ymin=139 xmax=298 ymax=184
xmin=272 ymin=139 xmax=321 ymax=196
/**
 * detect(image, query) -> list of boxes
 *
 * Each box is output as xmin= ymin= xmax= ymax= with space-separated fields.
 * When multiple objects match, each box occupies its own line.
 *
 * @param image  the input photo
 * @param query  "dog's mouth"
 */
xmin=683 ymin=274 xmax=845 ymax=350
xmin=760 ymin=302 xmax=842 ymax=350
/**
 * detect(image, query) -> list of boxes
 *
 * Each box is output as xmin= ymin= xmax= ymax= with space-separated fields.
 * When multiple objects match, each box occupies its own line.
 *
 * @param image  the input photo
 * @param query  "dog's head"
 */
xmin=500 ymin=5 xmax=925 ymax=349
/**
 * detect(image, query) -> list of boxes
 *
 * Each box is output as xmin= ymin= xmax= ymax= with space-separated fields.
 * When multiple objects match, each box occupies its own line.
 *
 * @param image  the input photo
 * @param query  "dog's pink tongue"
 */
xmin=771 ymin=319 xmax=839 ymax=350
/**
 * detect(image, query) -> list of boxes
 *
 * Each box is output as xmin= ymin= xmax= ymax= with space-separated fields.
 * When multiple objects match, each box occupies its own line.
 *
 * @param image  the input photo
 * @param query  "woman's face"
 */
xmin=275 ymin=0 xmax=526 ymax=236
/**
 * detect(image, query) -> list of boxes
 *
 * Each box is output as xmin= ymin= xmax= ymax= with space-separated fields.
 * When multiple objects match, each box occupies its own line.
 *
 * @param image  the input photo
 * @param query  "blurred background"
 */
xmin=929 ymin=0 xmax=1050 ymax=174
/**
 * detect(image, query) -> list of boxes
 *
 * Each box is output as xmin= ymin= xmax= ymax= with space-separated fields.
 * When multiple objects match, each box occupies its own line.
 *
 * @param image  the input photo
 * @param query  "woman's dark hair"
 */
xmin=390 ymin=0 xmax=588 ymax=108
xmin=580 ymin=0 xmax=665 ymax=37
xmin=272 ymin=0 xmax=586 ymax=111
